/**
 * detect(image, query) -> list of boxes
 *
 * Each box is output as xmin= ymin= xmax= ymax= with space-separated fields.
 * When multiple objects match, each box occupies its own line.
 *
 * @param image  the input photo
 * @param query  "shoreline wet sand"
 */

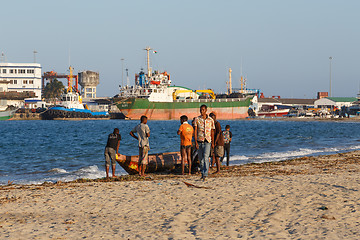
xmin=1 ymin=151 xmax=360 ymax=239
xmin=247 ymin=116 xmax=360 ymax=122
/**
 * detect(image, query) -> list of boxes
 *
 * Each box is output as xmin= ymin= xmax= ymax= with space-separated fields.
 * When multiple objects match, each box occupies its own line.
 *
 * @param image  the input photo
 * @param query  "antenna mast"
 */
xmin=227 ymin=68 xmax=232 ymax=94
xmin=144 ymin=46 xmax=152 ymax=78
xmin=68 ymin=66 xmax=73 ymax=93
xmin=1 ymin=52 xmax=7 ymax=63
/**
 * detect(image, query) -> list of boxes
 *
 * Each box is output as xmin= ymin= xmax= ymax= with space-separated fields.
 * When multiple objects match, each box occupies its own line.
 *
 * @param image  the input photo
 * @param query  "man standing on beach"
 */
xmin=194 ymin=105 xmax=215 ymax=181
xmin=222 ymin=125 xmax=232 ymax=166
xmin=130 ymin=115 xmax=150 ymax=177
xmin=177 ymin=115 xmax=194 ymax=175
xmin=209 ymin=112 xmax=224 ymax=173
xmin=104 ymin=128 xmax=121 ymax=178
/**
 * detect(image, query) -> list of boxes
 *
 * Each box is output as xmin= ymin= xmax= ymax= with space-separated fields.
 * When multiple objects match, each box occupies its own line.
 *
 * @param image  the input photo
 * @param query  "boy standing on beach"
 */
xmin=222 ymin=125 xmax=232 ymax=166
xmin=194 ymin=105 xmax=215 ymax=181
xmin=130 ymin=115 xmax=150 ymax=177
xmin=177 ymin=115 xmax=194 ymax=175
xmin=209 ymin=112 xmax=224 ymax=173
xmin=104 ymin=128 xmax=121 ymax=178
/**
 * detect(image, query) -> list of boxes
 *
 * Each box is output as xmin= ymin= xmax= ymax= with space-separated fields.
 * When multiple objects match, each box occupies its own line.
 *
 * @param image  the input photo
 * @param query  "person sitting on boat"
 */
xmin=104 ymin=128 xmax=121 ymax=178
xmin=222 ymin=125 xmax=232 ymax=166
xmin=130 ymin=115 xmax=150 ymax=177
xmin=194 ymin=104 xmax=215 ymax=181
xmin=209 ymin=112 xmax=224 ymax=174
xmin=177 ymin=115 xmax=194 ymax=175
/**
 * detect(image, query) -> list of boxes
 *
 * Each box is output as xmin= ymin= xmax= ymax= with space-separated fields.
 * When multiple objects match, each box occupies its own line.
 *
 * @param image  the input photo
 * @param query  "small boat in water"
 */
xmin=257 ymin=104 xmax=290 ymax=117
xmin=42 ymin=91 xmax=109 ymax=119
xmin=116 ymin=152 xmax=181 ymax=175
xmin=0 ymin=109 xmax=16 ymax=120
xmin=0 ymin=103 xmax=17 ymax=120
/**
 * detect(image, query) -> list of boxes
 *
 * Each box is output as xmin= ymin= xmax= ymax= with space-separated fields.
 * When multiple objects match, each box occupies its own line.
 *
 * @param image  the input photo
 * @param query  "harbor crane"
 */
xmin=42 ymin=66 xmax=79 ymax=93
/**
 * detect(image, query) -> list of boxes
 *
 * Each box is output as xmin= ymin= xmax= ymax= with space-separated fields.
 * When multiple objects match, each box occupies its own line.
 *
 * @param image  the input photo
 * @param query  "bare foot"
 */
xmin=112 ymin=175 xmax=117 ymax=178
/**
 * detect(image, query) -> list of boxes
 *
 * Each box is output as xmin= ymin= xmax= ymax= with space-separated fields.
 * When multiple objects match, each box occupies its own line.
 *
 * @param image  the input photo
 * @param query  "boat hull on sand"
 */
xmin=116 ymin=152 xmax=181 ymax=175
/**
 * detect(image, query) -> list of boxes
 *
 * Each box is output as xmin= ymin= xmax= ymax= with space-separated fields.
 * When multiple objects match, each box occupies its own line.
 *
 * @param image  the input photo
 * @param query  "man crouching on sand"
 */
xmin=104 ymin=128 xmax=121 ymax=178
xmin=130 ymin=115 xmax=150 ymax=177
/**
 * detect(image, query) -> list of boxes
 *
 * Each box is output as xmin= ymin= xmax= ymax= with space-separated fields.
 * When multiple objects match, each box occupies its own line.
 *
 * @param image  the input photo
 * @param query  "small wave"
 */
xmin=46 ymin=165 xmax=105 ymax=183
xmin=48 ymin=168 xmax=67 ymax=173
xmin=230 ymin=145 xmax=360 ymax=165
xmin=73 ymin=165 xmax=101 ymax=174
xmin=230 ymin=155 xmax=249 ymax=161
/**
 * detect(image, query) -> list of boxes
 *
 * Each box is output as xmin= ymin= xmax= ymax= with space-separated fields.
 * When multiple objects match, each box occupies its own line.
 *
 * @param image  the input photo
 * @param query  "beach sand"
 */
xmin=1 ymin=151 xmax=360 ymax=239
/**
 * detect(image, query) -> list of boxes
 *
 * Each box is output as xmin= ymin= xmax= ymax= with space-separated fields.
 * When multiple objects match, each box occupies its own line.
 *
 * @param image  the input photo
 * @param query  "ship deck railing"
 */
xmin=174 ymin=97 xmax=249 ymax=103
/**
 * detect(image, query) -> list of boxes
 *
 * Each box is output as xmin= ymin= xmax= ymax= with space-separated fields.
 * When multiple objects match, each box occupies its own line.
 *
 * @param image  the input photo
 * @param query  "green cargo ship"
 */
xmin=115 ymin=47 xmax=254 ymax=120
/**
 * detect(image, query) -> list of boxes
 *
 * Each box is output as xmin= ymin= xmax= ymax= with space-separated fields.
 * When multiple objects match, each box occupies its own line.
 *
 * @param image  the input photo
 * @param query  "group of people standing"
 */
xmin=104 ymin=105 xmax=232 ymax=181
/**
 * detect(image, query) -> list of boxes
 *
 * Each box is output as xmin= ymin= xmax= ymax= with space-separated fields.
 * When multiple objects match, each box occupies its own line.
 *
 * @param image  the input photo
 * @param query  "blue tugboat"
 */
xmin=42 ymin=91 xmax=109 ymax=119
xmin=42 ymin=66 xmax=109 ymax=120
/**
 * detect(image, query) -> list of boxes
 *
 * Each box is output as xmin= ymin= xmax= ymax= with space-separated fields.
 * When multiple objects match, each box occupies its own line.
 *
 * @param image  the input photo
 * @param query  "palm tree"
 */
xmin=43 ymin=79 xmax=65 ymax=103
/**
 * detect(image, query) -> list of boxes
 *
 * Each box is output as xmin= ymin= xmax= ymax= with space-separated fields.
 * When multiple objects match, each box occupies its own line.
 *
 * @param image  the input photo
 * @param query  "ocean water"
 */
xmin=1 ymin=119 xmax=360 ymax=185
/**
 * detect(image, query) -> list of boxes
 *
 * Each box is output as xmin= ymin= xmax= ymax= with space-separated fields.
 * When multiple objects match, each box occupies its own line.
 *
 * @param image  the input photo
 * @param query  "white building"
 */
xmin=0 ymin=63 xmax=42 ymax=99
xmin=314 ymin=97 xmax=357 ymax=108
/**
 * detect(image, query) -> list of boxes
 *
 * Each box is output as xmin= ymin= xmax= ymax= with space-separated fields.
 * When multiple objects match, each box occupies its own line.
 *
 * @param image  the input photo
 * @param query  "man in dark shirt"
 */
xmin=222 ymin=125 xmax=232 ymax=166
xmin=209 ymin=112 xmax=224 ymax=173
xmin=104 ymin=128 xmax=121 ymax=178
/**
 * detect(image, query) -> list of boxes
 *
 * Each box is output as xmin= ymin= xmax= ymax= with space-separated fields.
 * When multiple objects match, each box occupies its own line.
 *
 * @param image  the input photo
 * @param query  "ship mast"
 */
xmin=227 ymin=68 xmax=232 ymax=94
xmin=68 ymin=66 xmax=73 ymax=93
xmin=144 ymin=46 xmax=153 ymax=78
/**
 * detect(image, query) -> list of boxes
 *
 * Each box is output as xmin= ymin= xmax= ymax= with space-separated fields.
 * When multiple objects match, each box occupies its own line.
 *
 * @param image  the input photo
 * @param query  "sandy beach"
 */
xmin=1 ymin=151 xmax=360 ymax=239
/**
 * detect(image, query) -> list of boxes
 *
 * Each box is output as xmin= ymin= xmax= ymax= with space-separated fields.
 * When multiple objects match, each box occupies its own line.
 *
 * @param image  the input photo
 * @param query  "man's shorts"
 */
xmin=180 ymin=145 xmax=192 ymax=150
xmin=139 ymin=146 xmax=149 ymax=165
xmin=104 ymin=147 xmax=116 ymax=166
xmin=215 ymin=145 xmax=224 ymax=158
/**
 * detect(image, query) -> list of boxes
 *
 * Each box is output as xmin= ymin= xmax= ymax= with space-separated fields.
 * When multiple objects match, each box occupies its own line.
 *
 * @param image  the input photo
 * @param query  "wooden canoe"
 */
xmin=116 ymin=152 xmax=182 ymax=175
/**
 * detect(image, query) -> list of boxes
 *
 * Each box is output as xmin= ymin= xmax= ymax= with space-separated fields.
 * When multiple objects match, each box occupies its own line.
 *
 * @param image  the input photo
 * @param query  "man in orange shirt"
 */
xmin=177 ymin=115 xmax=194 ymax=175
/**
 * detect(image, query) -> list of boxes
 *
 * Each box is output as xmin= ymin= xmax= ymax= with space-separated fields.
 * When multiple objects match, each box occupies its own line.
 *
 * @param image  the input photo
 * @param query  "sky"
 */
xmin=1 ymin=0 xmax=360 ymax=98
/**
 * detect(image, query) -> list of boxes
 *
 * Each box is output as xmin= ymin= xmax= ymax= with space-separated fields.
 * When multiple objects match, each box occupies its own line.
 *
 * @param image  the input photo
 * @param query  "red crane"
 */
xmin=42 ymin=67 xmax=79 ymax=93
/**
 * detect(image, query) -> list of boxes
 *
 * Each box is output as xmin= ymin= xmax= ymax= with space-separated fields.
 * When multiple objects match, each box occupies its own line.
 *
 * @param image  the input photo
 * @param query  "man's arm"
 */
xmin=214 ymin=124 xmax=220 ymax=145
xmin=130 ymin=131 xmax=138 ymax=140
xmin=116 ymin=140 xmax=120 ymax=155
xmin=211 ymin=129 xmax=215 ymax=148
xmin=194 ymin=125 xmax=198 ymax=149
xmin=146 ymin=125 xmax=150 ymax=138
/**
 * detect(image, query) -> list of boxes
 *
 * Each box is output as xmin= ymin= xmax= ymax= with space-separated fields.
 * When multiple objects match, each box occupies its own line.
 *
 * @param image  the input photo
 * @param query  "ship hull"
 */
xmin=42 ymin=107 xmax=109 ymax=120
xmin=116 ymin=97 xmax=253 ymax=120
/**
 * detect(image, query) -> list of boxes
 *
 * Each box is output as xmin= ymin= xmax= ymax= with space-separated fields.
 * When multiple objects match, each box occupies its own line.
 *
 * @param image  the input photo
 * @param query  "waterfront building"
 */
xmin=0 ymin=63 xmax=42 ymax=99
xmin=314 ymin=97 xmax=357 ymax=109
xmin=78 ymin=70 xmax=99 ymax=99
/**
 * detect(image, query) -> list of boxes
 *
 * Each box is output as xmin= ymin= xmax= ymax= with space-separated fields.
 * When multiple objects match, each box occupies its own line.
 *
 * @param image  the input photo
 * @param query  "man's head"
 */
xmin=209 ymin=112 xmax=216 ymax=121
xmin=113 ymin=128 xmax=119 ymax=134
xmin=140 ymin=115 xmax=148 ymax=124
xmin=200 ymin=104 xmax=207 ymax=116
xmin=225 ymin=125 xmax=230 ymax=130
xmin=180 ymin=115 xmax=188 ymax=124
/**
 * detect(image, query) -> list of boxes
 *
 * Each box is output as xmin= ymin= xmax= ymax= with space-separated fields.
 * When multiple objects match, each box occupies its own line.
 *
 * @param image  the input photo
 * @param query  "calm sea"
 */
xmin=1 ymin=119 xmax=360 ymax=185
